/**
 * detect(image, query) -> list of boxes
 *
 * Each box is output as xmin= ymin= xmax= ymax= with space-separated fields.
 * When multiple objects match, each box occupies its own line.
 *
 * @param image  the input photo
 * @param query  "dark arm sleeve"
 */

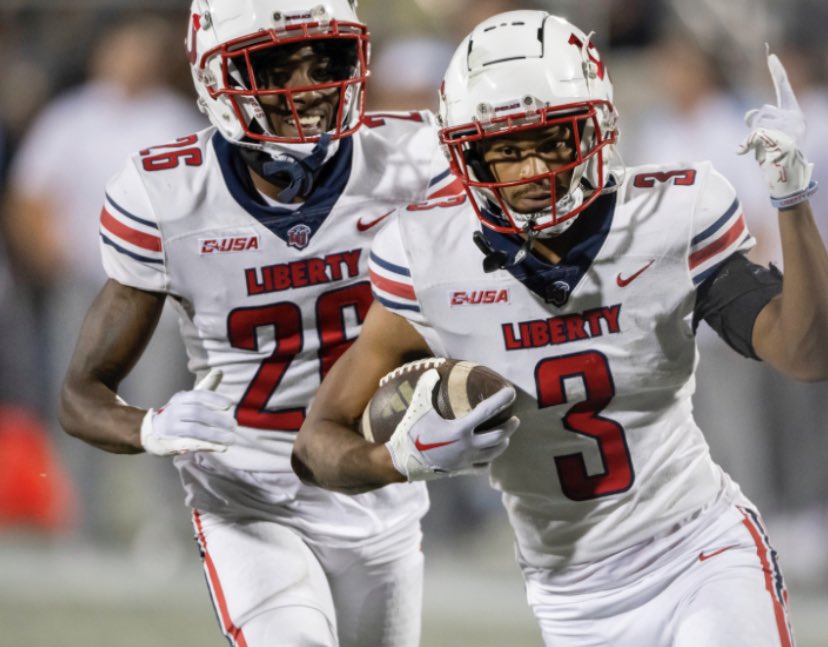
xmin=692 ymin=253 xmax=783 ymax=359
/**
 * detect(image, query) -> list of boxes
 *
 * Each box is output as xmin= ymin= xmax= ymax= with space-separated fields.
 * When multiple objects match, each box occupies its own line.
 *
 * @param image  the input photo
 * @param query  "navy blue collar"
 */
xmin=479 ymin=191 xmax=616 ymax=306
xmin=212 ymin=132 xmax=353 ymax=248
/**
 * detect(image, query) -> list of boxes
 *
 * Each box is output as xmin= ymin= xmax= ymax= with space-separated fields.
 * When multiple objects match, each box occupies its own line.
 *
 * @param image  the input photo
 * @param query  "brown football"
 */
xmin=359 ymin=357 xmax=514 ymax=444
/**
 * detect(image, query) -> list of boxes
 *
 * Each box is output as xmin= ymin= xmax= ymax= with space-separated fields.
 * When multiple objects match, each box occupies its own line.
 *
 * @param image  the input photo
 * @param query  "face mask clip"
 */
xmin=472 ymin=229 xmax=535 ymax=273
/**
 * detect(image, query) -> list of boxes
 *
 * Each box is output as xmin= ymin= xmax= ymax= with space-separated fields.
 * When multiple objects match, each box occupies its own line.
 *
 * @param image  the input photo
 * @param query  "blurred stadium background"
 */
xmin=1 ymin=0 xmax=827 ymax=645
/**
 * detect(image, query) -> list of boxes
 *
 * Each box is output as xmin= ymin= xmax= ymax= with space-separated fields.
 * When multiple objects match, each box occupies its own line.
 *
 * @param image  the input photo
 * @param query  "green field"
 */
xmin=0 ymin=528 xmax=823 ymax=647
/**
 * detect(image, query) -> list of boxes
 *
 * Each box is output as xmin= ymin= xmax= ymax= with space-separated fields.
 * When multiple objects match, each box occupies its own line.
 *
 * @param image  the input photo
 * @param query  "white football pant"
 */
xmin=525 ymin=502 xmax=795 ymax=646
xmin=192 ymin=510 xmax=424 ymax=647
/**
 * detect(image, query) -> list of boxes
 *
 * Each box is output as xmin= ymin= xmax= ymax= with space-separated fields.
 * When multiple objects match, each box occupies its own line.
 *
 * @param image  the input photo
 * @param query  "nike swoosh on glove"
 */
xmin=385 ymin=368 xmax=520 ymax=481
xmin=140 ymin=369 xmax=237 ymax=456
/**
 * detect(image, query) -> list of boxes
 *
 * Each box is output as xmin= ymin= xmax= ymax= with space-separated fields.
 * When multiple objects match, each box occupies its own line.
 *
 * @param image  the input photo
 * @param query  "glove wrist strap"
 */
xmin=384 ymin=442 xmax=408 ymax=478
xmin=139 ymin=408 xmax=156 ymax=451
xmin=771 ymin=180 xmax=819 ymax=210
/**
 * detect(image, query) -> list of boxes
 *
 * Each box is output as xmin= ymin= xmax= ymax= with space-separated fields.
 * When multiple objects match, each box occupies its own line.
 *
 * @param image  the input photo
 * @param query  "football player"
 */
xmin=57 ymin=1 xmax=462 ymax=646
xmin=293 ymin=10 xmax=828 ymax=646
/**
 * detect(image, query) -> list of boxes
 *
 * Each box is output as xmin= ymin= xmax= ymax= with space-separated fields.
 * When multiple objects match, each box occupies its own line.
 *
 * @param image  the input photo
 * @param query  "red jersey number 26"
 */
xmin=140 ymin=134 xmax=203 ymax=172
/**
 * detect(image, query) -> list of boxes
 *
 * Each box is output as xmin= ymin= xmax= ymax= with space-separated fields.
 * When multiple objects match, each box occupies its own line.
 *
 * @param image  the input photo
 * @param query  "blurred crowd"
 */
xmin=0 ymin=0 xmax=826 ymax=589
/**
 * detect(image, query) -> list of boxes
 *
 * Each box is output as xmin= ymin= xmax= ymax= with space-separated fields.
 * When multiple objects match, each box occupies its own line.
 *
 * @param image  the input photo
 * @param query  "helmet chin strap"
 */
xmin=241 ymin=134 xmax=334 ymax=203
xmin=262 ymin=134 xmax=333 ymax=203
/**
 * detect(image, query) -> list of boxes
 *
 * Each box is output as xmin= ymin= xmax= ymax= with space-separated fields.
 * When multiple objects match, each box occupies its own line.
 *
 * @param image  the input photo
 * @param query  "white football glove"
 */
xmin=140 ymin=369 xmax=237 ymax=456
xmin=385 ymin=368 xmax=520 ymax=481
xmin=737 ymin=47 xmax=817 ymax=209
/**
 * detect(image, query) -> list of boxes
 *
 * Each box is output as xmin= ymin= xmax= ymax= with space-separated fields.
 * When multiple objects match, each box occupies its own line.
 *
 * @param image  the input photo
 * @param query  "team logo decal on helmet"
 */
xmin=439 ymin=10 xmax=622 ymax=237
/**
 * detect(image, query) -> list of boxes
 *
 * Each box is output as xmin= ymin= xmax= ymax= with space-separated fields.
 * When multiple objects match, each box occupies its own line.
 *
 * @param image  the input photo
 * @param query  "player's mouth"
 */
xmin=513 ymin=185 xmax=554 ymax=212
xmin=512 ymin=175 xmax=575 ymax=211
xmin=279 ymin=111 xmax=330 ymax=137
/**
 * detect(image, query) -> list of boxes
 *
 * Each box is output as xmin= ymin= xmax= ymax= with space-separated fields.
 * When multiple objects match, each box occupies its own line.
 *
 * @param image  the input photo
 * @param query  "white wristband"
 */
xmin=771 ymin=180 xmax=818 ymax=210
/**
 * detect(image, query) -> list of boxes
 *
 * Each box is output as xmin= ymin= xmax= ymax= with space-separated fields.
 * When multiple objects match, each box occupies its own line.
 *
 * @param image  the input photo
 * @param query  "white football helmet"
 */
xmin=187 ymin=0 xmax=368 ymax=152
xmin=439 ymin=11 xmax=622 ymax=236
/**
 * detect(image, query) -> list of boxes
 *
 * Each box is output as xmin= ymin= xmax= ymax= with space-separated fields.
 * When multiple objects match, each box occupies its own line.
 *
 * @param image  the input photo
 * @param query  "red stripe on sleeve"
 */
xmin=427 ymin=177 xmax=464 ymax=200
xmin=369 ymin=268 xmax=416 ymax=300
xmin=688 ymin=214 xmax=745 ymax=270
xmin=100 ymin=207 xmax=162 ymax=252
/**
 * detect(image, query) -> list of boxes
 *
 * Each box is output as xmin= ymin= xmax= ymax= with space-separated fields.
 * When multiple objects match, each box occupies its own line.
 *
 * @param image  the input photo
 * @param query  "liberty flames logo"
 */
xmin=287 ymin=224 xmax=312 ymax=250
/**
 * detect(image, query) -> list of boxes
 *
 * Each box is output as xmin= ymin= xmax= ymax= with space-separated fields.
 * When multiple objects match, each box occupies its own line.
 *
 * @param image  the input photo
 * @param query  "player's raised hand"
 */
xmin=140 ymin=368 xmax=237 ymax=456
xmin=385 ymin=368 xmax=519 ymax=481
xmin=737 ymin=46 xmax=817 ymax=209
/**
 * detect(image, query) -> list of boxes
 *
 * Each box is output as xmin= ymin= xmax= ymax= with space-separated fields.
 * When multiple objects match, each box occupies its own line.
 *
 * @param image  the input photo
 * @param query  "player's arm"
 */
xmin=59 ymin=279 xmax=237 ymax=455
xmin=294 ymin=300 xmax=519 ymax=492
xmin=292 ymin=301 xmax=430 ymax=492
xmin=58 ymin=279 xmax=166 ymax=453
xmin=751 ymin=200 xmax=828 ymax=379
xmin=737 ymin=51 xmax=828 ymax=380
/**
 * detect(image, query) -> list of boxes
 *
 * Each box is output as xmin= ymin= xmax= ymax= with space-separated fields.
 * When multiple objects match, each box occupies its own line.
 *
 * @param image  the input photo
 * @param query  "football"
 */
xmin=359 ymin=357 xmax=514 ymax=444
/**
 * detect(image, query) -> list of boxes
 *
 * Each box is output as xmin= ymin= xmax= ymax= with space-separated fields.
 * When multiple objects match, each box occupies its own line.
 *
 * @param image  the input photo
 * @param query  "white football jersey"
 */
xmin=100 ymin=112 xmax=457 ymax=538
xmin=369 ymin=161 xmax=756 ymax=568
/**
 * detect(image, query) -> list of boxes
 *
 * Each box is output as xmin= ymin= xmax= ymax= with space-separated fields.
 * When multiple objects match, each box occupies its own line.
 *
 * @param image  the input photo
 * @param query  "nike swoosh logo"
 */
xmin=616 ymin=259 xmax=655 ymax=287
xmin=698 ymin=545 xmax=737 ymax=561
xmin=356 ymin=210 xmax=394 ymax=232
xmin=414 ymin=436 xmax=458 ymax=451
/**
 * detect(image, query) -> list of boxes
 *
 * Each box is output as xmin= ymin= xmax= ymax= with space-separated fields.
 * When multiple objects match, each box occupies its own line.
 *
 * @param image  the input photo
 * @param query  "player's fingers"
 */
xmin=195 ymin=368 xmax=223 ymax=392
xmin=181 ymin=424 xmax=236 ymax=445
xmin=191 ymin=441 xmax=229 ymax=453
xmin=743 ymin=108 xmax=760 ymax=128
xmin=471 ymin=438 xmax=512 ymax=464
xmin=736 ymin=133 xmax=753 ymax=155
xmin=178 ymin=405 xmax=237 ymax=430
xmin=392 ymin=370 xmax=443 ymax=442
xmin=177 ymin=389 xmax=235 ymax=411
xmin=169 ymin=437 xmax=230 ymax=454
xmin=409 ymin=368 xmax=441 ymax=407
xmin=468 ymin=385 xmax=517 ymax=426
xmin=768 ymin=53 xmax=801 ymax=113
xmin=737 ymin=131 xmax=769 ymax=159
xmin=473 ymin=415 xmax=520 ymax=446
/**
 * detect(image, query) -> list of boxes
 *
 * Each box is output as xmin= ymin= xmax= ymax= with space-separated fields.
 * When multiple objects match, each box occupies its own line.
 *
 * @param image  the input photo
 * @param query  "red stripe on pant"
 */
xmin=739 ymin=508 xmax=794 ymax=647
xmin=194 ymin=510 xmax=249 ymax=647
